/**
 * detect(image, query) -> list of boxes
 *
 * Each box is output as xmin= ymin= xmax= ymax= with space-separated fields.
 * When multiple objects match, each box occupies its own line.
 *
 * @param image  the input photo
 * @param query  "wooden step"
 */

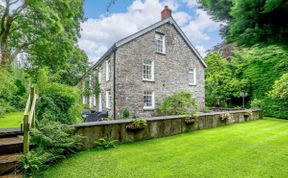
xmin=0 ymin=173 xmax=23 ymax=178
xmin=0 ymin=129 xmax=22 ymax=139
xmin=0 ymin=153 xmax=21 ymax=176
xmin=0 ymin=138 xmax=22 ymax=155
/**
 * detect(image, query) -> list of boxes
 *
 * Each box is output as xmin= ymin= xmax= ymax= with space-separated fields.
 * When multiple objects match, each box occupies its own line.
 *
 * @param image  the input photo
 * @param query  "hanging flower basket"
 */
xmin=244 ymin=110 xmax=253 ymax=121
xmin=126 ymin=118 xmax=147 ymax=131
xmin=126 ymin=124 xmax=146 ymax=131
xmin=184 ymin=114 xmax=198 ymax=125
xmin=244 ymin=110 xmax=253 ymax=117
xmin=220 ymin=113 xmax=232 ymax=122
xmin=184 ymin=118 xmax=195 ymax=125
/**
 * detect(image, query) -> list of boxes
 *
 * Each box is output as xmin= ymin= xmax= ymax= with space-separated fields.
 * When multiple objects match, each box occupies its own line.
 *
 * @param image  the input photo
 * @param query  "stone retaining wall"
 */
xmin=75 ymin=109 xmax=262 ymax=150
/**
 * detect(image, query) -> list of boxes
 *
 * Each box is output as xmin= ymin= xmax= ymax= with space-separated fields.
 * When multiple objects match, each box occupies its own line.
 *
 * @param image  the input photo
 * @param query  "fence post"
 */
xmin=29 ymin=87 xmax=35 ymax=110
xmin=23 ymin=115 xmax=29 ymax=154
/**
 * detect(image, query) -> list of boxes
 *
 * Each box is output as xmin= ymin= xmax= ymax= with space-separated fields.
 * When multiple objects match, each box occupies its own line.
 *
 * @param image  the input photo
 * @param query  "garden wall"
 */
xmin=74 ymin=109 xmax=262 ymax=150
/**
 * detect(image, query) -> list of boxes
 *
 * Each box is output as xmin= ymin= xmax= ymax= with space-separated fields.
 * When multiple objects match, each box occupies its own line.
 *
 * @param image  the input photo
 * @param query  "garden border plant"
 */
xmin=126 ymin=118 xmax=147 ymax=131
xmin=184 ymin=113 xmax=198 ymax=125
xmin=220 ymin=112 xmax=232 ymax=124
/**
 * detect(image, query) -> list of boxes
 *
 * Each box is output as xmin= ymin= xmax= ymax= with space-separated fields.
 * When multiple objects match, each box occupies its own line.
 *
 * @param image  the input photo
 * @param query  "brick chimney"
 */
xmin=161 ymin=5 xmax=172 ymax=20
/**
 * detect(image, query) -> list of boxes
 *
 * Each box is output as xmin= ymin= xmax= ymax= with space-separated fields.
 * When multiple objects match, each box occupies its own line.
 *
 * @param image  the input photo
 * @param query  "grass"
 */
xmin=37 ymin=118 xmax=288 ymax=178
xmin=0 ymin=111 xmax=23 ymax=128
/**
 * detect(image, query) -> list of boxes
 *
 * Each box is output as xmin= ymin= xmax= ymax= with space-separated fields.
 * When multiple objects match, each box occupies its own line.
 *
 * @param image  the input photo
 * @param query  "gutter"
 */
xmin=113 ymin=49 xmax=117 ymax=120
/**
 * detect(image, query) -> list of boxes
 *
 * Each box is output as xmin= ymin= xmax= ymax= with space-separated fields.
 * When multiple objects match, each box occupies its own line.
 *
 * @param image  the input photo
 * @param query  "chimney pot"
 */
xmin=161 ymin=5 xmax=172 ymax=20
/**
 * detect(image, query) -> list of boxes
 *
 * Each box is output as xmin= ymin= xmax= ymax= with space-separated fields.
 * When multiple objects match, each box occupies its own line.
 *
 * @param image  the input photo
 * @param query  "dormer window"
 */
xmin=155 ymin=33 xmax=165 ymax=54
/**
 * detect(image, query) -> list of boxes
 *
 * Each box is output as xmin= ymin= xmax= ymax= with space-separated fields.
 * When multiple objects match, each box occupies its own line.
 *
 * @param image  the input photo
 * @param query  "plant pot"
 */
xmin=126 ymin=124 xmax=146 ymax=131
xmin=184 ymin=118 xmax=195 ymax=125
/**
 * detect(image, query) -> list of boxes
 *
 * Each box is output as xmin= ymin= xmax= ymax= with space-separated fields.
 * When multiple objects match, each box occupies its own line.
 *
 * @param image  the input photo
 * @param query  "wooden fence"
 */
xmin=21 ymin=86 xmax=37 ymax=154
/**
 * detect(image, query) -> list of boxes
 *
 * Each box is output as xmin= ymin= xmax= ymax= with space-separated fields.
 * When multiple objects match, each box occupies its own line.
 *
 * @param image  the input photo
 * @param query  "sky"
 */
xmin=80 ymin=0 xmax=223 ymax=63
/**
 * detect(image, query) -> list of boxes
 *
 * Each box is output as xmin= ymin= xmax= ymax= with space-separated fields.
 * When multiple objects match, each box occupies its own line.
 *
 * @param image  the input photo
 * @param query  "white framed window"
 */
xmin=155 ymin=33 xmax=165 ymax=53
xmin=98 ymin=93 xmax=102 ymax=112
xmin=143 ymin=59 xmax=154 ymax=81
xmin=188 ymin=68 xmax=196 ymax=85
xmin=143 ymin=91 xmax=155 ymax=110
xmin=82 ymin=95 xmax=89 ymax=105
xmin=98 ymin=68 xmax=102 ymax=83
xmin=82 ymin=96 xmax=86 ymax=104
xmin=106 ymin=90 xmax=111 ymax=109
xmin=89 ymin=95 xmax=94 ymax=108
xmin=106 ymin=60 xmax=110 ymax=82
xmin=82 ymin=80 xmax=89 ymax=105
xmin=93 ymin=94 xmax=96 ymax=106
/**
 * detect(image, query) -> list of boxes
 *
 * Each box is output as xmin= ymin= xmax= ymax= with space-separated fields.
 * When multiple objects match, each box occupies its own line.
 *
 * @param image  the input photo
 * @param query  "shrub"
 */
xmin=251 ymin=99 xmax=263 ymax=109
xmin=122 ymin=107 xmax=130 ymax=119
xmin=0 ymin=99 xmax=16 ymax=117
xmin=132 ymin=118 xmax=147 ymax=127
xmin=269 ymin=73 xmax=288 ymax=99
xmin=36 ymin=68 xmax=82 ymax=124
xmin=95 ymin=138 xmax=118 ymax=150
xmin=0 ymin=69 xmax=27 ymax=116
xmin=21 ymin=119 xmax=82 ymax=174
xmin=158 ymin=92 xmax=197 ymax=115
xmin=21 ymin=148 xmax=59 ymax=175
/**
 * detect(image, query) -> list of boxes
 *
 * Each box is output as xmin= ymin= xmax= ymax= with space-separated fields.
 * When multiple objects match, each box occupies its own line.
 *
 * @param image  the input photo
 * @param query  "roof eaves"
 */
xmin=115 ymin=17 xmax=207 ymax=68
xmin=115 ymin=18 xmax=171 ymax=47
xmin=78 ymin=44 xmax=117 ymax=84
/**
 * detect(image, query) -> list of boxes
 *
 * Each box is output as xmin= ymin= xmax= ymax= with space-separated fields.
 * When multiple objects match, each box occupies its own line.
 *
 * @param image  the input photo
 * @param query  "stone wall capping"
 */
xmin=75 ymin=109 xmax=262 ymax=150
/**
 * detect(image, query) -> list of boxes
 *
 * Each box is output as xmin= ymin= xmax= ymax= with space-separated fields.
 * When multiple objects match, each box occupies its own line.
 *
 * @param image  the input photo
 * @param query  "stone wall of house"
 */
xmin=74 ymin=109 xmax=262 ymax=150
xmin=115 ymin=23 xmax=205 ymax=118
xmin=97 ymin=53 xmax=115 ymax=118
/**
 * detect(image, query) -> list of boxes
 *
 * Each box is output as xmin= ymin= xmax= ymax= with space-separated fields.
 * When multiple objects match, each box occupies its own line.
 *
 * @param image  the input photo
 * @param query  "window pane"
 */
xmin=144 ymin=91 xmax=152 ymax=107
xmin=188 ymin=69 xmax=195 ymax=84
xmin=143 ymin=60 xmax=152 ymax=80
xmin=155 ymin=34 xmax=164 ymax=53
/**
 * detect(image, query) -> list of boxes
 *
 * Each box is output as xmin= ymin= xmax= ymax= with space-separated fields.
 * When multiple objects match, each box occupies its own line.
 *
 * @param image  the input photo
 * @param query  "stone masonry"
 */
xmin=79 ymin=6 xmax=206 ymax=119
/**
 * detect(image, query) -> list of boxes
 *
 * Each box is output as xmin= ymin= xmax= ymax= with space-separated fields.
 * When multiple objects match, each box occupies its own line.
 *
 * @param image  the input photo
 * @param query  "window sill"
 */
xmin=143 ymin=107 xmax=155 ymax=111
xmin=155 ymin=51 xmax=166 ymax=56
xmin=143 ymin=79 xmax=155 ymax=82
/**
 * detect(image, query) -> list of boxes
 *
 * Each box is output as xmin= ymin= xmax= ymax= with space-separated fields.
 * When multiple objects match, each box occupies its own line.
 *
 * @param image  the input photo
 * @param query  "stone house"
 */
xmin=79 ymin=6 xmax=207 ymax=119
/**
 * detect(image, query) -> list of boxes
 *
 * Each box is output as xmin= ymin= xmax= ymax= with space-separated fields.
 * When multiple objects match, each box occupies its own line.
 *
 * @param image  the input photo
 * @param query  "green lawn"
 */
xmin=0 ymin=111 xmax=23 ymax=128
xmin=37 ymin=118 xmax=288 ymax=178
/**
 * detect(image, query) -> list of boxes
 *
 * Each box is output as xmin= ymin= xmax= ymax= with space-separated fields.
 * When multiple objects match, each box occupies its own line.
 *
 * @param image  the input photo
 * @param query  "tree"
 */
xmin=199 ymin=0 xmax=288 ymax=46
xmin=199 ymin=0 xmax=232 ymax=22
xmin=0 ymin=0 xmax=88 ymax=84
xmin=228 ymin=0 xmax=288 ymax=45
xmin=205 ymin=52 xmax=249 ymax=107
xmin=199 ymin=0 xmax=232 ymax=37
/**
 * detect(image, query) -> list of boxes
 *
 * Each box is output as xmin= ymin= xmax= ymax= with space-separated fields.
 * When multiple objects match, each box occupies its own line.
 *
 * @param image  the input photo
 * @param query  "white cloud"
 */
xmin=79 ymin=0 xmax=220 ymax=62
xmin=182 ymin=0 xmax=199 ymax=8
xmin=173 ymin=11 xmax=191 ymax=26
xmin=182 ymin=9 xmax=220 ymax=42
xmin=195 ymin=45 xmax=207 ymax=57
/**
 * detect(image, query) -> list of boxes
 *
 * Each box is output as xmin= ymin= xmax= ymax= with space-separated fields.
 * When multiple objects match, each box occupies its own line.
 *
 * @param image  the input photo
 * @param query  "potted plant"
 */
xmin=185 ymin=113 xmax=198 ymax=125
xmin=126 ymin=118 xmax=147 ymax=131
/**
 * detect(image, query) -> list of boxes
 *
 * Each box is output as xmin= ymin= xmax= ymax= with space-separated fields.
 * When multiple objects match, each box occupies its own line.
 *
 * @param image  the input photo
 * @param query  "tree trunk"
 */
xmin=0 ymin=37 xmax=10 ymax=68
